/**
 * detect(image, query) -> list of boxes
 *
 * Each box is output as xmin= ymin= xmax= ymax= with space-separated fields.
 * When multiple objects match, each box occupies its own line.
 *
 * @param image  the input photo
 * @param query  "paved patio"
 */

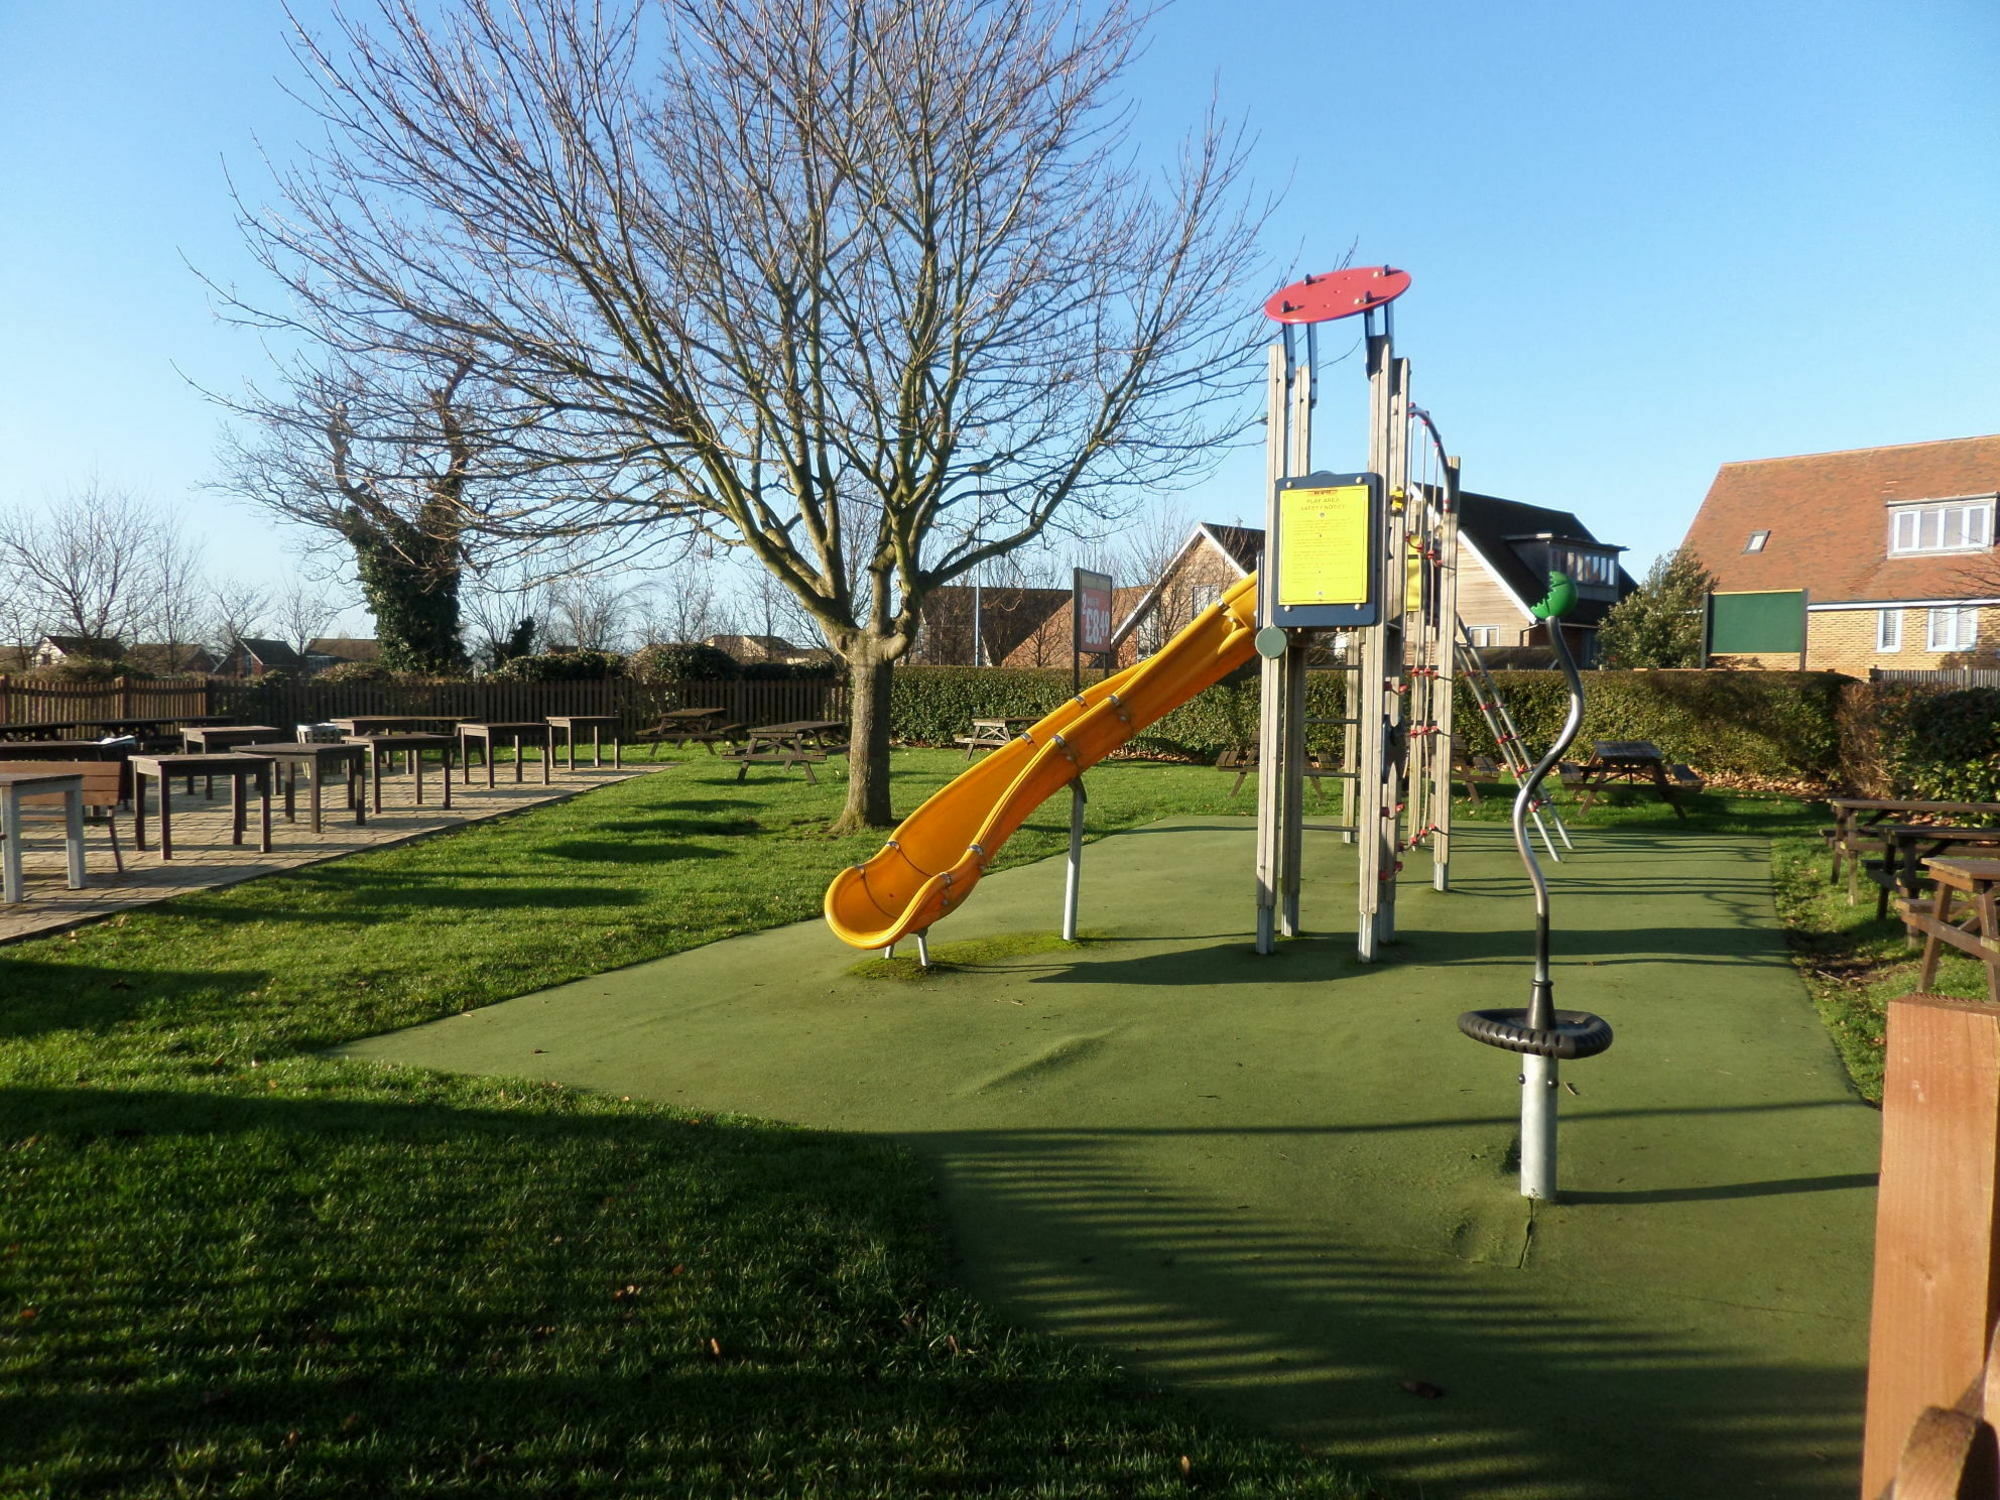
xmin=0 ymin=760 xmax=652 ymax=944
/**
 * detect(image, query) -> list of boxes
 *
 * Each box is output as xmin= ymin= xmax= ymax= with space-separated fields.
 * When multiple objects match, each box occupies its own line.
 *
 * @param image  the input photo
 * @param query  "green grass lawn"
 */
xmin=1768 ymin=827 xmax=2000 ymax=1105
xmin=2 ymin=751 xmax=1385 ymax=1499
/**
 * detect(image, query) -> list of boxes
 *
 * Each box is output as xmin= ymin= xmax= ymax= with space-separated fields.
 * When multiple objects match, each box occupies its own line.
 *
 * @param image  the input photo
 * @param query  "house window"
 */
xmin=1745 ymin=531 xmax=1770 ymax=553
xmin=1890 ymin=500 xmax=1994 ymax=556
xmin=1927 ymin=605 xmax=1978 ymax=652
xmin=1465 ymin=625 xmax=1500 ymax=648
xmin=1877 ymin=609 xmax=1901 ymax=653
xmin=1551 ymin=547 xmax=1616 ymax=587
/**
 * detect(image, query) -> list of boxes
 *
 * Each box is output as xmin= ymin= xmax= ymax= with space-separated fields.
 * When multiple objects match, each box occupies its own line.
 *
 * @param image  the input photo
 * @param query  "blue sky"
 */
xmin=1 ymin=0 xmax=1994 ymax=631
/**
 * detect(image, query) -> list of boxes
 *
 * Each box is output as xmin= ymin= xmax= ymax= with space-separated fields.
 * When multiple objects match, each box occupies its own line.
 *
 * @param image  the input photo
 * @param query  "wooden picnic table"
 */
xmin=239 ymin=742 xmax=368 ymax=833
xmin=1826 ymin=798 xmax=2000 ymax=887
xmin=343 ymin=733 xmax=456 ymax=814
xmin=1563 ymin=739 xmax=1686 ymax=818
xmin=458 ymin=721 xmax=553 ymax=788
xmin=546 ymin=714 xmax=623 ymax=769
xmin=130 ymin=754 xmax=273 ymax=860
xmin=959 ymin=716 xmax=1035 ymax=758
xmin=722 ymin=720 xmax=848 ymax=783
xmin=632 ymin=706 xmax=744 ymax=758
xmin=1899 ymin=856 xmax=2000 ymax=1002
xmin=0 ymin=770 xmax=88 ymax=904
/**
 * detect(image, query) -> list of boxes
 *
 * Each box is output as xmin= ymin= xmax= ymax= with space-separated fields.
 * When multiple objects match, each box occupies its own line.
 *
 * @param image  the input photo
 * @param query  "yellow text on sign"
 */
xmin=1278 ymin=484 xmax=1372 ymax=607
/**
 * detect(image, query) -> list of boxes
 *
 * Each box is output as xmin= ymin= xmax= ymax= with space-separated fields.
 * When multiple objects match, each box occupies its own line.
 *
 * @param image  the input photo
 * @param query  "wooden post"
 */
xmin=1863 ymin=992 xmax=2000 ymax=1497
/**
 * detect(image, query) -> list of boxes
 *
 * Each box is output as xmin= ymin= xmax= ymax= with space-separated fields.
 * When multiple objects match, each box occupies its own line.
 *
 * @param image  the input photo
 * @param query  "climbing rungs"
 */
xmin=1302 ymin=823 xmax=1358 ymax=834
xmin=1305 ymin=716 xmax=1359 ymax=726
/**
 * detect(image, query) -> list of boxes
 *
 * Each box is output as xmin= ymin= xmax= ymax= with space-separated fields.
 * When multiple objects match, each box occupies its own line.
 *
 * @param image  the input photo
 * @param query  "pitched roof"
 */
xmin=39 ymin=634 xmax=123 ymax=657
xmin=1682 ymin=434 xmax=2000 ymax=604
xmin=309 ymin=636 xmax=381 ymax=662
xmin=1454 ymin=490 xmax=1635 ymax=627
xmin=236 ymin=637 xmax=308 ymax=668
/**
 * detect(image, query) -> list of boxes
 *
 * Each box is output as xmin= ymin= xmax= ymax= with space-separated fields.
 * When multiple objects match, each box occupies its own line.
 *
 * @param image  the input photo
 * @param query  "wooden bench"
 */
xmin=1861 ymin=826 xmax=2000 ymax=920
xmin=632 ymin=718 xmax=746 ymax=759
xmin=0 ymin=759 xmax=126 ymax=874
xmin=716 ymin=749 xmax=829 ymax=783
xmin=1216 ymin=745 xmax=1338 ymax=799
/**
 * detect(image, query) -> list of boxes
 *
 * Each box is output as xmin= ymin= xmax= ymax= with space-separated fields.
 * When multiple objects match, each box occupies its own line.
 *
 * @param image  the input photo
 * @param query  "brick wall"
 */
xmin=1803 ymin=605 xmax=1991 ymax=676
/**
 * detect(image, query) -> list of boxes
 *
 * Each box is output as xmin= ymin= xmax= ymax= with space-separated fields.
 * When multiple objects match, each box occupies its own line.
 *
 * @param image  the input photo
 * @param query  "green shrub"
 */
xmin=313 ymin=660 xmax=389 ymax=684
xmin=1840 ymin=682 xmax=2000 ymax=800
xmin=889 ymin=664 xmax=1349 ymax=761
xmin=488 ymin=649 xmax=625 ymax=683
xmin=626 ymin=642 xmax=737 ymax=683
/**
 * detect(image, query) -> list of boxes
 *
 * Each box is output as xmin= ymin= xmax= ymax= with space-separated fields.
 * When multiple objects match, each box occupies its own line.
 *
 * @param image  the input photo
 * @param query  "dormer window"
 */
xmin=1745 ymin=531 xmax=1769 ymax=552
xmin=1889 ymin=498 xmax=1994 ymax=555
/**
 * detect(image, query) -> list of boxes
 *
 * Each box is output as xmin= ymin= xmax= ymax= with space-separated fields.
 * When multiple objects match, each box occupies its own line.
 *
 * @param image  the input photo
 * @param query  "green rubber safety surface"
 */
xmin=339 ymin=819 xmax=1879 ymax=1499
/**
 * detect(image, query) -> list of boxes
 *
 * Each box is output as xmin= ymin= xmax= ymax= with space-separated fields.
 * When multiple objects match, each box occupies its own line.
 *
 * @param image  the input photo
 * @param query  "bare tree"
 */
xmin=140 ymin=522 xmax=213 ymax=670
xmin=273 ymin=580 xmax=345 ymax=661
xmin=537 ymin=570 xmax=634 ymax=653
xmin=206 ymin=579 xmax=270 ymax=660
xmin=1119 ymin=503 xmax=1203 ymax=653
xmin=225 ymin=0 xmax=1270 ymax=829
xmin=634 ymin=551 xmax=736 ymax=645
xmin=0 ymin=483 xmax=158 ymax=652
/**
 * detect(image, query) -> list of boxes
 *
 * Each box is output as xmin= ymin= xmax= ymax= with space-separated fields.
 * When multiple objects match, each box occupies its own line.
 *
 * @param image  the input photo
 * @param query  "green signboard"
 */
xmin=1707 ymin=590 xmax=1807 ymax=657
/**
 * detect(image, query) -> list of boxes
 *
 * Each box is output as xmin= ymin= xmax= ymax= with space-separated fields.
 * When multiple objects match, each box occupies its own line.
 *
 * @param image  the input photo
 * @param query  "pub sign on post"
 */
xmin=1075 ymin=569 xmax=1114 ymax=655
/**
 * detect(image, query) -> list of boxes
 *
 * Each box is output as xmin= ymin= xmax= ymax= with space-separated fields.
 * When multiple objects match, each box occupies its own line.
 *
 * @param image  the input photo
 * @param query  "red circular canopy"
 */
xmin=1264 ymin=265 xmax=1411 ymax=324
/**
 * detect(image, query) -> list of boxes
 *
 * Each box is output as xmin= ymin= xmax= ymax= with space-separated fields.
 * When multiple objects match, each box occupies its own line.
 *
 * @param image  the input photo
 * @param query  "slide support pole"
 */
xmin=1062 ymin=779 xmax=1086 ymax=942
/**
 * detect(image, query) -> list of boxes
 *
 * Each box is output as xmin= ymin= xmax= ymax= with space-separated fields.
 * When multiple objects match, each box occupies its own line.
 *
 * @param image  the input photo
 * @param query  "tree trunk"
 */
xmin=830 ymin=642 xmax=897 ymax=834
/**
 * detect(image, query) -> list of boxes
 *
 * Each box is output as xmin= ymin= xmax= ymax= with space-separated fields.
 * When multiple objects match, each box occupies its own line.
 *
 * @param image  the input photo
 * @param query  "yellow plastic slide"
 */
xmin=824 ymin=572 xmax=1260 ymax=949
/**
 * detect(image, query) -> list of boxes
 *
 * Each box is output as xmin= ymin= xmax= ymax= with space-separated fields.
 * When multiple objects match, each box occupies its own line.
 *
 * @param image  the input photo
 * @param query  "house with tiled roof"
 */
xmin=1112 ymin=501 xmax=1632 ymax=663
xmin=1681 ymin=435 xmax=2000 ymax=673
xmin=221 ymin=637 xmax=310 ymax=677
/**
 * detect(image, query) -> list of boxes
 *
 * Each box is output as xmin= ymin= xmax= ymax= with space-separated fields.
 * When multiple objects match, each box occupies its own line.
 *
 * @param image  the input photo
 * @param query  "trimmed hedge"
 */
xmin=1838 ymin=682 xmax=2000 ymax=800
xmin=890 ymin=663 xmax=2000 ymax=795
xmin=889 ymin=664 xmax=1350 ymax=761
xmin=1456 ymin=670 xmax=1848 ymax=785
xmin=891 ymin=664 xmax=1853 ymax=781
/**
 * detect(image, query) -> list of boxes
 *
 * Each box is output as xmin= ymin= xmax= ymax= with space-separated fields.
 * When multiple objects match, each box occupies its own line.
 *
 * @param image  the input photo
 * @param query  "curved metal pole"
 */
xmin=1513 ymin=618 xmax=1585 ymax=1032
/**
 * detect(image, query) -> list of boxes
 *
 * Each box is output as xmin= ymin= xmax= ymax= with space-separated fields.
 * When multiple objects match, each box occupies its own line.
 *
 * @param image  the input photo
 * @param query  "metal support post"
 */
xmin=1062 ymin=779 xmax=1086 ymax=941
xmin=1254 ymin=341 xmax=1288 ymax=954
xmin=1521 ymin=1053 xmax=1558 ymax=1199
xmin=1432 ymin=489 xmax=1461 ymax=890
xmin=1278 ymin=340 xmax=1312 ymax=936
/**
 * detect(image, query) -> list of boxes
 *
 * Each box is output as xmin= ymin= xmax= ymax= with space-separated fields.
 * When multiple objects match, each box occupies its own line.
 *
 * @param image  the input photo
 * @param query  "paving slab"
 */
xmin=339 ymin=817 xmax=1880 ymax=1499
xmin=0 ymin=764 xmax=650 ymax=944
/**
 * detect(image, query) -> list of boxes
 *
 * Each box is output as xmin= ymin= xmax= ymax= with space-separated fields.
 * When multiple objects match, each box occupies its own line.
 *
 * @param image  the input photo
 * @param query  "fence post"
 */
xmin=1862 ymin=992 xmax=2000 ymax=1496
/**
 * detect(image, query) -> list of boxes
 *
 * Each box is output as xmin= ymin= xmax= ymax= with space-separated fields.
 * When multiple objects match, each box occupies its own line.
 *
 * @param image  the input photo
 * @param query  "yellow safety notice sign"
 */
xmin=1278 ymin=483 xmax=1372 ymax=607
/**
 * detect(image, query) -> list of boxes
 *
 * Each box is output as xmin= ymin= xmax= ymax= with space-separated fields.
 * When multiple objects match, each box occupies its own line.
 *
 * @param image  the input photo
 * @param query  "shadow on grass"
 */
xmin=540 ymin=840 xmax=732 ymax=865
xmin=0 ymin=1083 xmax=1371 ymax=1498
xmin=0 ymin=959 xmax=266 ymax=1042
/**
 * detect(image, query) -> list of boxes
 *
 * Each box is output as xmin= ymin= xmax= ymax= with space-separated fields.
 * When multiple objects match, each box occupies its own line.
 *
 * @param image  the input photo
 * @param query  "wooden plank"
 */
xmin=1863 ymin=992 xmax=2000 ymax=1496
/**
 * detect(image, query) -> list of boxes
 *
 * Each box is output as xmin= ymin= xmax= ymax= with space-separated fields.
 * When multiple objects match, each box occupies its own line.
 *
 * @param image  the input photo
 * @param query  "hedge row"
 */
xmin=889 ymin=665 xmax=1356 ymax=760
xmin=888 ymin=664 xmax=2000 ymax=796
xmin=1457 ymin=670 xmax=1849 ymax=785
xmin=889 ymin=664 xmax=1855 ymax=783
xmin=1837 ymin=682 xmax=2000 ymax=801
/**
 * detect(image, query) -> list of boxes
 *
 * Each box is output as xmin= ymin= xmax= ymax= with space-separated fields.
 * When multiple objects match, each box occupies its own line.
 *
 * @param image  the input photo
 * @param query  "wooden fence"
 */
xmin=1869 ymin=668 xmax=2000 ymax=689
xmin=0 ymin=676 xmax=211 ymax=729
xmin=1863 ymin=992 xmax=2000 ymax=1495
xmin=0 ymin=675 xmax=846 ymax=734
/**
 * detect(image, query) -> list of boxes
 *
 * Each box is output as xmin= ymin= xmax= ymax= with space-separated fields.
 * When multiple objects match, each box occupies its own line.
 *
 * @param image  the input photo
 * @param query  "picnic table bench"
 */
xmin=1557 ymin=740 xmax=1699 ymax=817
xmin=958 ymin=717 xmax=1034 ymax=757
xmin=1854 ymin=823 xmax=2000 ymax=919
xmin=1825 ymin=798 xmax=2000 ymax=892
xmin=632 ymin=707 xmax=746 ymax=758
xmin=1216 ymin=743 xmax=1342 ymax=799
xmin=0 ymin=768 xmax=93 ymax=903
xmin=720 ymin=720 xmax=848 ymax=783
xmin=1896 ymin=856 xmax=2000 ymax=1002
